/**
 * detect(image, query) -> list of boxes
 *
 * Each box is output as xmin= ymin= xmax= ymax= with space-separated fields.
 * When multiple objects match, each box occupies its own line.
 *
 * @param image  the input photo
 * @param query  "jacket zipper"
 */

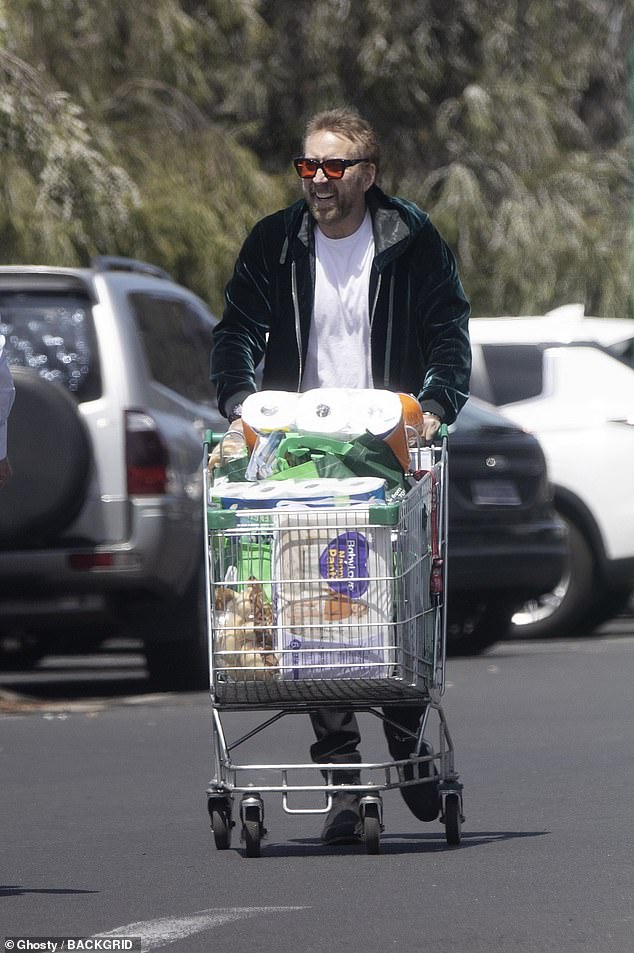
xmin=382 ymin=272 xmax=395 ymax=389
xmin=291 ymin=260 xmax=303 ymax=391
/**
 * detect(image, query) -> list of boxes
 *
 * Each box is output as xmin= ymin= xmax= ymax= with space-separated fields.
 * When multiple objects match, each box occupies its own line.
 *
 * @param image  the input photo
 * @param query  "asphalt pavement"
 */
xmin=1 ymin=617 xmax=633 ymax=953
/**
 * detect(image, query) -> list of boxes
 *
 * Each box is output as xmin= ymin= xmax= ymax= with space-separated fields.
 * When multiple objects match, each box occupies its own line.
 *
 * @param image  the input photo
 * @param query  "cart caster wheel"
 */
xmin=242 ymin=805 xmax=262 ymax=858
xmin=209 ymin=802 xmax=233 ymax=850
xmin=443 ymin=792 xmax=462 ymax=846
xmin=362 ymin=803 xmax=382 ymax=855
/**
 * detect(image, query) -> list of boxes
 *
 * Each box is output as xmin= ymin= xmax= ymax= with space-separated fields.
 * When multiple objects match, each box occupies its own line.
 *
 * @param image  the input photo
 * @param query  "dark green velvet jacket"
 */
xmin=211 ymin=184 xmax=471 ymax=423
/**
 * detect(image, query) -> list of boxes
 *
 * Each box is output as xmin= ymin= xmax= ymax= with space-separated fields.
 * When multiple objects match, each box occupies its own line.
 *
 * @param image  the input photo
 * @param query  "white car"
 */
xmin=469 ymin=305 xmax=634 ymax=638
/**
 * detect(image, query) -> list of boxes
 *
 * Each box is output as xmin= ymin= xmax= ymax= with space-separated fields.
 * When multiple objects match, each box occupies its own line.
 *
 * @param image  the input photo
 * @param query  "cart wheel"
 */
xmin=243 ymin=806 xmax=262 ymax=858
xmin=444 ymin=793 xmax=462 ymax=846
xmin=362 ymin=804 xmax=381 ymax=855
xmin=210 ymin=803 xmax=232 ymax=850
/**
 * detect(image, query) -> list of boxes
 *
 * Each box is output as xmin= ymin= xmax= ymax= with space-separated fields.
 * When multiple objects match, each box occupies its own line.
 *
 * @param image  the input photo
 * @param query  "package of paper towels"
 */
xmin=296 ymin=388 xmax=409 ymax=469
xmin=272 ymin=509 xmax=395 ymax=679
xmin=295 ymin=388 xmax=397 ymax=434
xmin=210 ymin=476 xmax=387 ymax=510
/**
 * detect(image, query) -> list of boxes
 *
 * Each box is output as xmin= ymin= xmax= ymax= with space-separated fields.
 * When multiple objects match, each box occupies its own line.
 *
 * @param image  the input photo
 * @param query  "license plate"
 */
xmin=471 ymin=479 xmax=522 ymax=506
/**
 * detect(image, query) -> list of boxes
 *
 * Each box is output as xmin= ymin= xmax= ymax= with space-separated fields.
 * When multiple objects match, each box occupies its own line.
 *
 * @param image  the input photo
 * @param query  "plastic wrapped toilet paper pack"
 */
xmin=209 ymin=476 xmax=387 ymax=510
xmin=272 ymin=509 xmax=396 ymax=679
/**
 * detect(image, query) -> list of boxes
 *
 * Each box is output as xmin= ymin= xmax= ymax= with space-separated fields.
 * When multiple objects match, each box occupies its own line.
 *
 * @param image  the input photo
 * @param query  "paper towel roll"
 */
xmin=297 ymin=388 xmax=401 ymax=435
xmin=351 ymin=390 xmax=402 ymax=437
xmin=242 ymin=391 xmax=300 ymax=434
xmin=296 ymin=388 xmax=409 ymax=469
xmin=295 ymin=389 xmax=356 ymax=436
xmin=355 ymin=390 xmax=408 ymax=470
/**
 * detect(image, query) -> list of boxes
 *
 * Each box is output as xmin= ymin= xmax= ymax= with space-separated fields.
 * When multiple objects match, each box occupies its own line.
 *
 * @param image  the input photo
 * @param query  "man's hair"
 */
xmin=303 ymin=107 xmax=381 ymax=177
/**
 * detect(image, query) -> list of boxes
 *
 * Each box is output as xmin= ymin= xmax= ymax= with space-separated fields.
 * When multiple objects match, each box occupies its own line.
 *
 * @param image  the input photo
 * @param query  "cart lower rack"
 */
xmin=203 ymin=438 xmax=464 ymax=855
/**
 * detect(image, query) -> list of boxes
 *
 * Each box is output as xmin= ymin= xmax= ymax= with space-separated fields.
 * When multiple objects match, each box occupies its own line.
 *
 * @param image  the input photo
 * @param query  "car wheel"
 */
xmin=446 ymin=600 xmax=513 ymax=656
xmin=582 ymin=588 xmax=633 ymax=629
xmin=141 ymin=566 xmax=209 ymax=692
xmin=0 ymin=368 xmax=92 ymax=544
xmin=510 ymin=515 xmax=594 ymax=639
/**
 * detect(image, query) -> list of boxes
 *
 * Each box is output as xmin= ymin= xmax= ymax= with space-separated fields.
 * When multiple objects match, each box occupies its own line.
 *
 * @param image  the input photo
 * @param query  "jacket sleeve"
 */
xmin=211 ymin=222 xmax=272 ymax=418
xmin=0 ymin=338 xmax=16 ymax=458
xmin=415 ymin=223 xmax=471 ymax=424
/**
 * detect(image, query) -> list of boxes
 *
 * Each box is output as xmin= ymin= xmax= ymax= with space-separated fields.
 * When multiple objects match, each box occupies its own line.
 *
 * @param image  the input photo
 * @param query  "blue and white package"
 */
xmin=210 ymin=476 xmax=386 ymax=510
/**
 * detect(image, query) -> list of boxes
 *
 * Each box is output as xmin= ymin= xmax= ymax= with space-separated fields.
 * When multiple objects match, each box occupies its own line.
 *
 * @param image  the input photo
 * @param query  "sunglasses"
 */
xmin=293 ymin=156 xmax=369 ymax=180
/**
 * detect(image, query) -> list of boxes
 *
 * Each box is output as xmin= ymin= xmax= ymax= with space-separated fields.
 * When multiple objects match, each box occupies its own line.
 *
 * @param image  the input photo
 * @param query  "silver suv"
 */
xmin=0 ymin=257 xmax=225 ymax=689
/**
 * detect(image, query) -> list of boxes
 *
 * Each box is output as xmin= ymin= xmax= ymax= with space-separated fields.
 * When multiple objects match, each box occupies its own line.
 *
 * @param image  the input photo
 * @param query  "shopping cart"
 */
xmin=203 ymin=430 xmax=464 ymax=856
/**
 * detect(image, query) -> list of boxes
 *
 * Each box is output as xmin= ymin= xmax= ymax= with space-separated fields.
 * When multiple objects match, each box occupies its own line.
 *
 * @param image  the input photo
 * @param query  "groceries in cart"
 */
xmin=213 ymin=579 xmax=278 ymax=681
xmin=210 ymin=387 xmax=424 ymax=484
xmin=206 ymin=389 xmax=441 ymax=686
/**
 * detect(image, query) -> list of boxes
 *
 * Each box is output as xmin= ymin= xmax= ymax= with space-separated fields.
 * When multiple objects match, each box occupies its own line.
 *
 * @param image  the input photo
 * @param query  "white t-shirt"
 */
xmin=301 ymin=210 xmax=375 ymax=391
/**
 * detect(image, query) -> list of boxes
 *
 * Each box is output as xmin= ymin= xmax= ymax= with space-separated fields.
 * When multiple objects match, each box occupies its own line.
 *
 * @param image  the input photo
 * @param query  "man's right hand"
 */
xmin=208 ymin=418 xmax=246 ymax=472
xmin=0 ymin=456 xmax=12 ymax=489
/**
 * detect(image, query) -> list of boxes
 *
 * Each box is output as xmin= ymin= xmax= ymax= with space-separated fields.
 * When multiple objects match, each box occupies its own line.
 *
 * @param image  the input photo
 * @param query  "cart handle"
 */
xmin=204 ymin=430 xmax=230 ymax=448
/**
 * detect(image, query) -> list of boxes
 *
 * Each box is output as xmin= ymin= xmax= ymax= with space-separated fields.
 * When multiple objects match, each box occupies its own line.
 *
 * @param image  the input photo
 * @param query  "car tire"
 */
xmin=446 ymin=600 xmax=513 ymax=655
xmin=510 ymin=515 xmax=595 ymax=640
xmin=142 ymin=566 xmax=209 ymax=692
xmin=0 ymin=367 xmax=92 ymax=544
xmin=582 ymin=588 xmax=633 ymax=629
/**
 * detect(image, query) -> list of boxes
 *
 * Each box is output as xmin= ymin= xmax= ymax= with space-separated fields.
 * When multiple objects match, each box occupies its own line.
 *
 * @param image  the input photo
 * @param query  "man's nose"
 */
xmin=313 ymin=166 xmax=329 ymax=183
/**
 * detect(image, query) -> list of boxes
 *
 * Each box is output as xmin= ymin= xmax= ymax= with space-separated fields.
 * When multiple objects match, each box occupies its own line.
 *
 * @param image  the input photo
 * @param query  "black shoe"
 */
xmin=390 ymin=738 xmax=441 ymax=822
xmin=320 ymin=793 xmax=362 ymax=845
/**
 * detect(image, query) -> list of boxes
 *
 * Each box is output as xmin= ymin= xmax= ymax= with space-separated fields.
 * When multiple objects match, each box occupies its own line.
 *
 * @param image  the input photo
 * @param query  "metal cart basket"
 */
xmin=203 ymin=433 xmax=464 ymax=855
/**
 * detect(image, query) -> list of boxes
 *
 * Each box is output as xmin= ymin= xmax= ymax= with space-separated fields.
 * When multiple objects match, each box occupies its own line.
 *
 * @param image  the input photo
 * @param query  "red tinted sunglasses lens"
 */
xmin=295 ymin=159 xmax=319 ymax=178
xmin=294 ymin=158 xmax=347 ymax=179
xmin=321 ymin=159 xmax=345 ymax=179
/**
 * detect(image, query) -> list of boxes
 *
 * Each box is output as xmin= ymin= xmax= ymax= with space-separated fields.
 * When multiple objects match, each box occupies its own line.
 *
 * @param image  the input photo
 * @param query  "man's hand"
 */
xmin=407 ymin=412 xmax=442 ymax=446
xmin=421 ymin=412 xmax=442 ymax=442
xmin=0 ymin=456 xmax=12 ymax=490
xmin=208 ymin=418 xmax=246 ymax=472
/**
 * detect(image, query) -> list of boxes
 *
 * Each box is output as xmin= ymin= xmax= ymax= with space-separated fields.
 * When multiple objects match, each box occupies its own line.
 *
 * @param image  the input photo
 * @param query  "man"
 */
xmin=211 ymin=106 xmax=471 ymax=844
xmin=0 ymin=334 xmax=15 ymax=490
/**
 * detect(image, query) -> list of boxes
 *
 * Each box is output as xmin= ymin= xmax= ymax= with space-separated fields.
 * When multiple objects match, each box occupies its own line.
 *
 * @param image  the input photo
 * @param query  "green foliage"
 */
xmin=122 ymin=127 xmax=290 ymax=313
xmin=1 ymin=0 xmax=632 ymax=316
xmin=0 ymin=44 xmax=138 ymax=262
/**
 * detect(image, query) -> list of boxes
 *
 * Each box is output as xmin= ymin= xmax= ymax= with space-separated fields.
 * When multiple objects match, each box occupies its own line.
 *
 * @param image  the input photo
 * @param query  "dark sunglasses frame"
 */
xmin=292 ymin=156 xmax=369 ymax=180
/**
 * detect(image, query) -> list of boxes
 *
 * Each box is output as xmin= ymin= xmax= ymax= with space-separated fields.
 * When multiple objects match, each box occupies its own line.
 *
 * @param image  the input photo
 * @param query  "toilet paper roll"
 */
xmin=242 ymin=391 xmax=300 ymax=434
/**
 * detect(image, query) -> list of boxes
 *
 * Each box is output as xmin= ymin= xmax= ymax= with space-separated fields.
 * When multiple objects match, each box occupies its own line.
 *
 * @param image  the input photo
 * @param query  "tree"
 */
xmin=1 ymin=0 xmax=632 ymax=316
xmin=240 ymin=0 xmax=633 ymax=316
xmin=0 ymin=43 xmax=138 ymax=262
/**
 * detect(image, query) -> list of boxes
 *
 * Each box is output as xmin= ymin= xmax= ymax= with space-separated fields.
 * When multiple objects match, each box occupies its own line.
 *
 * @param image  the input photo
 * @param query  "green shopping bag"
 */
xmin=274 ymin=432 xmax=405 ymax=491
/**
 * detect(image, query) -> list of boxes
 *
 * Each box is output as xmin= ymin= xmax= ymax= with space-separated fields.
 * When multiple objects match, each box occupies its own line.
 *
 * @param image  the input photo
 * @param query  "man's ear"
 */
xmin=363 ymin=163 xmax=377 ymax=192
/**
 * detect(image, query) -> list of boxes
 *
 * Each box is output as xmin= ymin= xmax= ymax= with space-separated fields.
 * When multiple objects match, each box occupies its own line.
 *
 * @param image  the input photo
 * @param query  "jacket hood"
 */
xmin=280 ymin=185 xmax=429 ymax=267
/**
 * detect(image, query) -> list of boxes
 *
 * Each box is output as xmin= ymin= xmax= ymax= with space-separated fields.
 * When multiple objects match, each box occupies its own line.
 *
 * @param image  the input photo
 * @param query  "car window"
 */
xmin=0 ymin=291 xmax=101 ymax=401
xmin=129 ymin=292 xmax=217 ymax=406
xmin=480 ymin=344 xmax=544 ymax=405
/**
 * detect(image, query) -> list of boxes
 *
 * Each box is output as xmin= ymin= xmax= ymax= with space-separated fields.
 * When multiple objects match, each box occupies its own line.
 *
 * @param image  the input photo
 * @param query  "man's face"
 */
xmin=301 ymin=130 xmax=376 ymax=238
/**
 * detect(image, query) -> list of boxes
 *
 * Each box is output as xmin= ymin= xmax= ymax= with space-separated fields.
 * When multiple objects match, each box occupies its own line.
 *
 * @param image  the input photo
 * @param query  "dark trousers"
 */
xmin=309 ymin=705 xmax=427 ymax=777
